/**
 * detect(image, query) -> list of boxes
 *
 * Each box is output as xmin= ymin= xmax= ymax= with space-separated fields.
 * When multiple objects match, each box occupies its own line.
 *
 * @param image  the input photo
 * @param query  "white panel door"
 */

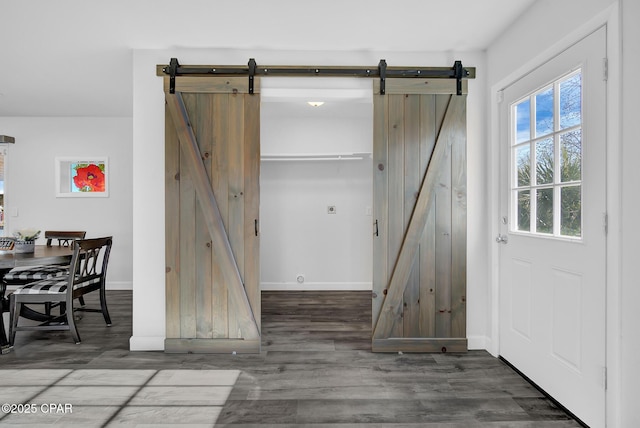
xmin=498 ymin=27 xmax=607 ymax=427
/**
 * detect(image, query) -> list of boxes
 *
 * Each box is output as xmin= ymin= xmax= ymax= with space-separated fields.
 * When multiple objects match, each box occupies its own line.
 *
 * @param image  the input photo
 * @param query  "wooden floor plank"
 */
xmin=2 ymin=290 xmax=581 ymax=427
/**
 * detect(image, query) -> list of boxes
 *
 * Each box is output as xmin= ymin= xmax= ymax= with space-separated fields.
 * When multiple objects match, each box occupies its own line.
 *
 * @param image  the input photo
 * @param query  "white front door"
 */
xmin=498 ymin=27 xmax=607 ymax=427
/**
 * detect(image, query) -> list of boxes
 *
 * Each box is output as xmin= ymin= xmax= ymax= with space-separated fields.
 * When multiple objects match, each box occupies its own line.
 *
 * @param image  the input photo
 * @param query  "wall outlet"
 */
xmin=327 ymin=205 xmax=336 ymax=214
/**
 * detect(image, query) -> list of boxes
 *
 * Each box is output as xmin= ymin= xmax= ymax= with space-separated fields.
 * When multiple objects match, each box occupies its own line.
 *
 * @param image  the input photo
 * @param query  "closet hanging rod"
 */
xmin=261 ymin=153 xmax=372 ymax=162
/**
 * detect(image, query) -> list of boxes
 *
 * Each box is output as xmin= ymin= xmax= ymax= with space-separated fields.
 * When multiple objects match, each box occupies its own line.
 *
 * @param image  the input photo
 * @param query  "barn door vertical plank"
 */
xmin=211 ymin=93 xmax=230 ymax=338
xmin=373 ymin=95 xmax=466 ymax=343
xmin=372 ymin=93 xmax=389 ymax=328
xmin=450 ymin=98 xmax=467 ymax=338
xmin=179 ymin=93 xmax=198 ymax=339
xmin=403 ymin=94 xmax=422 ymax=337
xmin=165 ymin=100 xmax=181 ymax=339
xmin=244 ymin=93 xmax=261 ymax=332
xmin=434 ymin=95 xmax=453 ymax=338
xmin=227 ymin=92 xmax=246 ymax=339
xmin=419 ymin=94 xmax=437 ymax=338
xmin=194 ymin=94 xmax=214 ymax=339
xmin=384 ymin=94 xmax=405 ymax=339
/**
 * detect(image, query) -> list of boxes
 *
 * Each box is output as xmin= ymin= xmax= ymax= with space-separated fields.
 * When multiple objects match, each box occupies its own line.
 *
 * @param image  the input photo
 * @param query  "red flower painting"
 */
xmin=73 ymin=163 xmax=105 ymax=192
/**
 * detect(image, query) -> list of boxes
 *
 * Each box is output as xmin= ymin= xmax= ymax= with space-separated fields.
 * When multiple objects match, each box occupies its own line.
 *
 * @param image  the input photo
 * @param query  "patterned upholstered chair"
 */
xmin=9 ymin=236 xmax=113 ymax=345
xmin=3 ymin=231 xmax=86 ymax=316
xmin=3 ymin=231 xmax=87 ymax=286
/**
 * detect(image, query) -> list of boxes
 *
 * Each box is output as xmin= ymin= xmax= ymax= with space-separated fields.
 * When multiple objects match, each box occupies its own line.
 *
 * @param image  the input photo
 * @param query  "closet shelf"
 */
xmin=261 ymin=152 xmax=372 ymax=162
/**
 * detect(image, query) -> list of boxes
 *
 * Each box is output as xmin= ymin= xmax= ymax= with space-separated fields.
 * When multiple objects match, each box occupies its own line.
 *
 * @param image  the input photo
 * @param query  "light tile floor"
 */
xmin=0 ymin=369 xmax=240 ymax=427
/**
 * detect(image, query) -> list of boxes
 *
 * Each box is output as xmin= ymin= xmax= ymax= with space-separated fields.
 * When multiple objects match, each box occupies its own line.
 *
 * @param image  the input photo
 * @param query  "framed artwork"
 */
xmin=55 ymin=157 xmax=109 ymax=197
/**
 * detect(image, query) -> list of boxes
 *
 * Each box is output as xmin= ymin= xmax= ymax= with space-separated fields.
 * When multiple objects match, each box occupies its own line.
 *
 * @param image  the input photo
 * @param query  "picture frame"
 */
xmin=55 ymin=157 xmax=109 ymax=198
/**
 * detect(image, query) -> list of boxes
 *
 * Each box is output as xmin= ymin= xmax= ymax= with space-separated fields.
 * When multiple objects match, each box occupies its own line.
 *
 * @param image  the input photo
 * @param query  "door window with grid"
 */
xmin=511 ymin=70 xmax=582 ymax=238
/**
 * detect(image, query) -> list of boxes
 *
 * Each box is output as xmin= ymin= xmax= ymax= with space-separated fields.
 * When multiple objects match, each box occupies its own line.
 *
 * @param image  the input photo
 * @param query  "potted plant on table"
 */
xmin=13 ymin=229 xmax=40 ymax=253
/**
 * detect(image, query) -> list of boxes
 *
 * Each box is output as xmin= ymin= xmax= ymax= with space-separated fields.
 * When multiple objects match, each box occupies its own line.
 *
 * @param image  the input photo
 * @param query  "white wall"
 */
xmin=0 ymin=117 xmax=133 ymax=289
xmin=485 ymin=0 xmax=639 ymax=426
xmin=132 ymin=48 xmax=487 ymax=351
xmin=260 ymin=106 xmax=373 ymax=290
xmin=260 ymin=160 xmax=373 ymax=290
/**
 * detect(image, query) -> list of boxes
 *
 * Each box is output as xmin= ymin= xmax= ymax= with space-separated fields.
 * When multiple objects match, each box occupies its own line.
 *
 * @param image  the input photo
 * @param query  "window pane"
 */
xmin=535 ymin=138 xmax=554 ymax=185
xmin=561 ymin=185 xmax=581 ymax=237
xmin=535 ymin=87 xmax=554 ymax=137
xmin=516 ymin=144 xmax=531 ymax=187
xmin=560 ymin=73 xmax=581 ymax=129
xmin=536 ymin=188 xmax=553 ymax=234
xmin=515 ymin=99 xmax=531 ymax=144
xmin=517 ymin=190 xmax=531 ymax=232
xmin=560 ymin=129 xmax=582 ymax=182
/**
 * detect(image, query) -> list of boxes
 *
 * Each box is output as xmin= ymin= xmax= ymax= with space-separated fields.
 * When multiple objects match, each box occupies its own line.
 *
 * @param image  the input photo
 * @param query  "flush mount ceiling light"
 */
xmin=307 ymin=101 xmax=324 ymax=107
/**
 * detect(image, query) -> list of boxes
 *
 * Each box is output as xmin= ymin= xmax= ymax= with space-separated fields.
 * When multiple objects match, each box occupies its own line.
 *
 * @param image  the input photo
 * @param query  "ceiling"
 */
xmin=0 ymin=0 xmax=536 ymax=117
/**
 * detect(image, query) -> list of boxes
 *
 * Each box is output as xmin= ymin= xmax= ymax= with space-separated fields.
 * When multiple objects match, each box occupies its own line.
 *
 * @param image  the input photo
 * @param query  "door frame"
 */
xmin=488 ymin=7 xmax=622 ymax=426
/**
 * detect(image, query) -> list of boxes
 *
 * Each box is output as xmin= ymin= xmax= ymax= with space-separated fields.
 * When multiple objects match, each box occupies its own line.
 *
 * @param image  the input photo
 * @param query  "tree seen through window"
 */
xmin=512 ymin=71 xmax=582 ymax=238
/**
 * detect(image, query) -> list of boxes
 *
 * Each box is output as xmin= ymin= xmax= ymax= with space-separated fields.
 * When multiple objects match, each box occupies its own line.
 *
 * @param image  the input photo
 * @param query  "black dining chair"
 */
xmin=9 ymin=236 xmax=113 ymax=345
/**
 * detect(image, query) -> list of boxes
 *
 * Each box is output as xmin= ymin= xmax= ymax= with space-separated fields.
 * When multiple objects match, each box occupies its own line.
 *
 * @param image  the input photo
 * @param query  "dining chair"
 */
xmin=8 ymin=236 xmax=113 ymax=345
xmin=2 ymin=231 xmax=87 ymax=286
xmin=2 ymin=231 xmax=87 ymax=316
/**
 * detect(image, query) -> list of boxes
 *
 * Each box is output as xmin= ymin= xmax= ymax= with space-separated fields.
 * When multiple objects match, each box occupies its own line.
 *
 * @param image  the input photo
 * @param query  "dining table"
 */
xmin=0 ymin=245 xmax=74 ymax=353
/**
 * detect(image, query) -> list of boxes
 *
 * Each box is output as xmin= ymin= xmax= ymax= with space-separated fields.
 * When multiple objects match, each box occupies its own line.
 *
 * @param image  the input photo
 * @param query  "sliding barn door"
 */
xmin=372 ymin=79 xmax=467 ymax=352
xmin=164 ymin=76 xmax=261 ymax=353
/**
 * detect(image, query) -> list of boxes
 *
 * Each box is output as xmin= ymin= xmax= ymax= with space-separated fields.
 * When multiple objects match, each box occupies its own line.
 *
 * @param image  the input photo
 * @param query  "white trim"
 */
xmin=0 ymin=143 xmax=11 ymax=235
xmin=467 ymin=335 xmax=487 ymax=350
xmin=106 ymin=281 xmax=133 ymax=290
xmin=261 ymin=282 xmax=372 ymax=291
xmin=605 ymin=3 xmax=622 ymax=427
xmin=129 ymin=335 xmax=164 ymax=351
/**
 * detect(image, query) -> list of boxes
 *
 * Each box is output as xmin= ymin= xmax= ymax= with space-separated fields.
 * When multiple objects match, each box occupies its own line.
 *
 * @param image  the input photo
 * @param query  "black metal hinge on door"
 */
xmin=248 ymin=58 xmax=257 ymax=95
xmin=378 ymin=60 xmax=387 ymax=95
xmin=167 ymin=58 xmax=180 ymax=94
xmin=454 ymin=60 xmax=464 ymax=96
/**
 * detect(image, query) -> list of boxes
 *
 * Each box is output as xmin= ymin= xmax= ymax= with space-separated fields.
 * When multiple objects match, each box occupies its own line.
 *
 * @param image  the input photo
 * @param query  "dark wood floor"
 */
xmin=1 ymin=290 xmax=581 ymax=427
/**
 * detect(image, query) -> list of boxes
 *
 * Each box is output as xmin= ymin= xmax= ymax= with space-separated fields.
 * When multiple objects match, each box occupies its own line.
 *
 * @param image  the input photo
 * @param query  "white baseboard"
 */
xmin=261 ymin=282 xmax=372 ymax=291
xmin=129 ymin=335 xmax=164 ymax=351
xmin=467 ymin=335 xmax=488 ymax=351
xmin=107 ymin=281 xmax=132 ymax=290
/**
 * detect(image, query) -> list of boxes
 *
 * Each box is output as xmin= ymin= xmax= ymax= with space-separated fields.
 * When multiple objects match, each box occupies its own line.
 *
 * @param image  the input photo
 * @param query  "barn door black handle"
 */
xmin=255 ymin=219 xmax=259 ymax=236
xmin=374 ymin=219 xmax=379 ymax=237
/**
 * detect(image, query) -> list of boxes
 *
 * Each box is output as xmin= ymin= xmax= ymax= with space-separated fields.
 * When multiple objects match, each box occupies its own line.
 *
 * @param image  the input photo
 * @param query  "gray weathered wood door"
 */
xmin=164 ymin=76 xmax=261 ymax=353
xmin=372 ymin=79 xmax=467 ymax=352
